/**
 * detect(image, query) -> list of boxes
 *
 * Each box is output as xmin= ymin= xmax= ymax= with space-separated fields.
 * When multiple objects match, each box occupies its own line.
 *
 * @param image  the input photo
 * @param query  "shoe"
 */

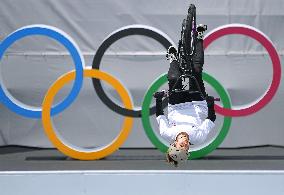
xmin=197 ymin=24 xmax=207 ymax=32
xmin=166 ymin=46 xmax=178 ymax=61
xmin=196 ymin=24 xmax=207 ymax=39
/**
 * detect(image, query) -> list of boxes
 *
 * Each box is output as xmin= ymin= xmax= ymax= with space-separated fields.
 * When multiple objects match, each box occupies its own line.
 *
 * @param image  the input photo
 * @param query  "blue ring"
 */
xmin=0 ymin=25 xmax=84 ymax=118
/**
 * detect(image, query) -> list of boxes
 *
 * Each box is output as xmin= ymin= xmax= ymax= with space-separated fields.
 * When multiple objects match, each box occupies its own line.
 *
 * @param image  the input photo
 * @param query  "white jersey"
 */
xmin=156 ymin=100 xmax=215 ymax=145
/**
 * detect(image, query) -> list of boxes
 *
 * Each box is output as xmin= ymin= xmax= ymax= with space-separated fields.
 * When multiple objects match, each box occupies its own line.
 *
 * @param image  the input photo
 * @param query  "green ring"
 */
xmin=141 ymin=72 xmax=232 ymax=159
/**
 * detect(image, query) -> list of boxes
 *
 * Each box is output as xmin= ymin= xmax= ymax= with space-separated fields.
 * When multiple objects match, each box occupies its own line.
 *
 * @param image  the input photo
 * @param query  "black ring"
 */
xmin=91 ymin=25 xmax=173 ymax=117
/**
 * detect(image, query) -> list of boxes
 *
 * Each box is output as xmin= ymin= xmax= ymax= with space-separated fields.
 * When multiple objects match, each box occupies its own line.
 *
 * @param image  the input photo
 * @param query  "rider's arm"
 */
xmin=155 ymin=92 xmax=176 ymax=142
xmin=190 ymin=119 xmax=215 ymax=144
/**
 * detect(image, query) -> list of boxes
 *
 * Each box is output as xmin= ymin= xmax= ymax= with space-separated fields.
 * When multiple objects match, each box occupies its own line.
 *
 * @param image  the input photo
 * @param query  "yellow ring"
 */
xmin=42 ymin=69 xmax=134 ymax=160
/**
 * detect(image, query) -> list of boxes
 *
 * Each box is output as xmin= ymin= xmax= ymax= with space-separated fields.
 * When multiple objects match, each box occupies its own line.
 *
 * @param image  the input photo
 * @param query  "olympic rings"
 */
xmin=141 ymin=72 xmax=232 ymax=159
xmin=204 ymin=24 xmax=281 ymax=117
xmin=91 ymin=25 xmax=176 ymax=118
xmin=42 ymin=69 xmax=134 ymax=160
xmin=0 ymin=25 xmax=84 ymax=118
xmin=0 ymin=24 xmax=281 ymax=160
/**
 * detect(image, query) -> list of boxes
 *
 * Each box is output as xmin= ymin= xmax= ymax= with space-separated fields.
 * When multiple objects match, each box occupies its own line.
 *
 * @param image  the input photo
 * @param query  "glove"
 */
xmin=155 ymin=98 xmax=164 ymax=117
xmin=207 ymin=108 xmax=216 ymax=122
xmin=154 ymin=91 xmax=165 ymax=116
xmin=206 ymin=96 xmax=216 ymax=122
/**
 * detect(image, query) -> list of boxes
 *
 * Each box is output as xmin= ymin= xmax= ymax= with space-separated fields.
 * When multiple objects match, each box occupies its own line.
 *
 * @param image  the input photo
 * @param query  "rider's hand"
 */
xmin=206 ymin=96 xmax=216 ymax=122
xmin=206 ymin=96 xmax=215 ymax=108
xmin=207 ymin=109 xmax=216 ymax=122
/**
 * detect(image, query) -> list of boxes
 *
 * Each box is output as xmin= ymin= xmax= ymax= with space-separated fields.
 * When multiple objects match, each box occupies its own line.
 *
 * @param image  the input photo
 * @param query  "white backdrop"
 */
xmin=0 ymin=0 xmax=283 ymax=148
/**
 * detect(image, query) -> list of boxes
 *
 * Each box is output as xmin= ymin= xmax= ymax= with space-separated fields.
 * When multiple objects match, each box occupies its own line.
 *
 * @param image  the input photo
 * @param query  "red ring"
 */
xmin=204 ymin=24 xmax=281 ymax=117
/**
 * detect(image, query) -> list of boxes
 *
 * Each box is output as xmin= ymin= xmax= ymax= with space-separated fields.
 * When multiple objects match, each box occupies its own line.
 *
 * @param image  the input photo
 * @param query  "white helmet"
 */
xmin=167 ymin=144 xmax=190 ymax=162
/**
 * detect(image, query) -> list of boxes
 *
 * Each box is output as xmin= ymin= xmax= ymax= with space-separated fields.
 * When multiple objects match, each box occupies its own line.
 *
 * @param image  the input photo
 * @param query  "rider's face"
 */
xmin=175 ymin=133 xmax=190 ymax=151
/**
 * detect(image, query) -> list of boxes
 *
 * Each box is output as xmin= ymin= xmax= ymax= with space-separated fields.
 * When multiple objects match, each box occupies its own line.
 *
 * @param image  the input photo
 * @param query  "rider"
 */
xmin=154 ymin=4 xmax=216 ymax=167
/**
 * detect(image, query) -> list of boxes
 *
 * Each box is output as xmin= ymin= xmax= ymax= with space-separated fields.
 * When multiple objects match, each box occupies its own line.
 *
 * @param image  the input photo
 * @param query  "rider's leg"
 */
xmin=153 ymin=59 xmax=183 ymax=107
xmin=167 ymin=58 xmax=203 ymax=104
xmin=192 ymin=38 xmax=207 ymax=97
xmin=167 ymin=60 xmax=185 ymax=105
